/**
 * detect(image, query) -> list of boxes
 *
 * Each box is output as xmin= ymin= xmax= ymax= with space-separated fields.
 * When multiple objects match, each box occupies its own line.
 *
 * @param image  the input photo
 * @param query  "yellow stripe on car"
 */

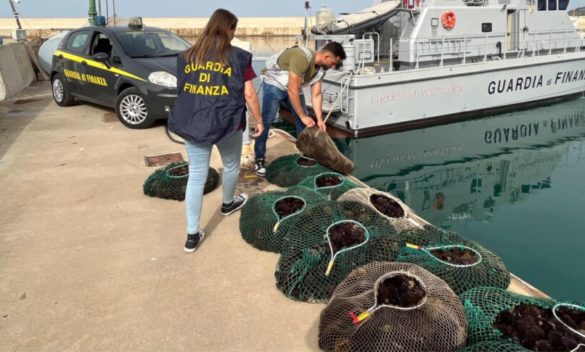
xmin=54 ymin=50 xmax=146 ymax=82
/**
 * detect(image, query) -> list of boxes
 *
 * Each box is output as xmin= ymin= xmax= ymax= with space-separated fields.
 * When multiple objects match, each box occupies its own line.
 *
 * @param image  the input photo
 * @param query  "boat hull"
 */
xmin=315 ymin=52 xmax=585 ymax=137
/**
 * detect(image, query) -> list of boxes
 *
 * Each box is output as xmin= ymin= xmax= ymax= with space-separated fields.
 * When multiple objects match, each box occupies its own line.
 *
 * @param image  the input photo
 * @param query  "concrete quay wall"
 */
xmin=0 ymin=43 xmax=35 ymax=101
xmin=0 ymin=17 xmax=305 ymax=39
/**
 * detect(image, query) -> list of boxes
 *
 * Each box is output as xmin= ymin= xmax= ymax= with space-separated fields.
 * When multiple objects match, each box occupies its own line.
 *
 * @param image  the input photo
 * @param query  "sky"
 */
xmin=2 ymin=0 xmax=584 ymax=18
xmin=2 ymin=0 xmax=382 ymax=18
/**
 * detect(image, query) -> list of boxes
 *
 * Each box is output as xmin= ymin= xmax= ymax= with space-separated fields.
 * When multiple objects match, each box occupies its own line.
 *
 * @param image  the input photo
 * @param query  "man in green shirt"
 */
xmin=254 ymin=42 xmax=346 ymax=177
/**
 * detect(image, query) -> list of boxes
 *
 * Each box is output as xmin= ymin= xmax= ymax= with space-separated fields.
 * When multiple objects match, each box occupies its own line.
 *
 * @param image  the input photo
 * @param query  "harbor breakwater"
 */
xmin=0 ymin=17 xmax=306 ymax=40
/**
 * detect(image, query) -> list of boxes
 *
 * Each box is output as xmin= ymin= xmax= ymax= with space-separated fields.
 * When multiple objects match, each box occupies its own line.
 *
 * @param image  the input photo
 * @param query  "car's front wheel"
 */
xmin=116 ymin=87 xmax=156 ymax=129
xmin=51 ymin=73 xmax=74 ymax=107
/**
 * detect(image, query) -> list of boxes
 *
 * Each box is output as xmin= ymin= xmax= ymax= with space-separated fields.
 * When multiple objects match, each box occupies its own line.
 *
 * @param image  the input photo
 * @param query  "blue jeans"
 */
xmin=184 ymin=130 xmax=243 ymax=234
xmin=254 ymin=82 xmax=307 ymax=160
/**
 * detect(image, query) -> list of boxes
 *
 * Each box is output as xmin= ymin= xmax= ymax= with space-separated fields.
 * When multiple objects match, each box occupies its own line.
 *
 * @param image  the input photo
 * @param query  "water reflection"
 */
xmin=335 ymin=98 xmax=585 ymax=228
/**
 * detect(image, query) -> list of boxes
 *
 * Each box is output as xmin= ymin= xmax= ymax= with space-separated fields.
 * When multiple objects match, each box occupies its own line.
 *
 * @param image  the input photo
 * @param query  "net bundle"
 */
xmin=397 ymin=227 xmax=511 ymax=295
xmin=296 ymin=126 xmax=355 ymax=175
xmin=338 ymin=188 xmax=428 ymax=233
xmin=460 ymin=287 xmax=585 ymax=351
xmin=266 ymin=154 xmax=332 ymax=187
xmin=275 ymin=200 xmax=400 ymax=303
xmin=319 ymin=262 xmax=468 ymax=352
xmin=239 ymin=186 xmax=328 ymax=253
xmin=143 ymin=162 xmax=219 ymax=201
xmin=297 ymin=172 xmax=360 ymax=200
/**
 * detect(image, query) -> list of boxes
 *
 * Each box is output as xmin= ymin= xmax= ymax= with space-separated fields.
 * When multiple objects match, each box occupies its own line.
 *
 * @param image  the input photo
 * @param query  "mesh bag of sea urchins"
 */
xmin=265 ymin=153 xmax=332 ymax=187
xmin=275 ymin=200 xmax=400 ymax=303
xmin=319 ymin=261 xmax=468 ymax=352
xmin=338 ymin=188 xmax=428 ymax=233
xmin=297 ymin=172 xmax=360 ymax=200
xmin=456 ymin=340 xmax=531 ymax=352
xmin=143 ymin=162 xmax=219 ymax=201
xmin=460 ymin=286 xmax=585 ymax=351
xmin=239 ymin=185 xmax=328 ymax=253
xmin=396 ymin=227 xmax=511 ymax=295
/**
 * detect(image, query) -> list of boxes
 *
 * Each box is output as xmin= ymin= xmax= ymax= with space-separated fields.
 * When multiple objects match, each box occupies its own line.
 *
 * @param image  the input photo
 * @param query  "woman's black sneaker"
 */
xmin=221 ymin=193 xmax=248 ymax=216
xmin=184 ymin=231 xmax=206 ymax=253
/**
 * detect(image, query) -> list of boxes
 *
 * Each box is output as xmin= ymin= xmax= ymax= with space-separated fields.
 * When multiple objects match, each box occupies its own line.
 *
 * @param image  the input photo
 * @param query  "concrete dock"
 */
xmin=0 ymin=82 xmax=545 ymax=351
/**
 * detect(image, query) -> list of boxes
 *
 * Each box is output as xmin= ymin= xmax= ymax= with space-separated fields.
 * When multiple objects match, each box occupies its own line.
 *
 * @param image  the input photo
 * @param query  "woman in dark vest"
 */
xmin=169 ymin=8 xmax=264 ymax=253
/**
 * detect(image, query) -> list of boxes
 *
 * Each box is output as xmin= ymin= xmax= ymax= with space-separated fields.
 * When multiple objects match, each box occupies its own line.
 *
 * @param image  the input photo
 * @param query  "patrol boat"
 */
xmin=303 ymin=0 xmax=585 ymax=137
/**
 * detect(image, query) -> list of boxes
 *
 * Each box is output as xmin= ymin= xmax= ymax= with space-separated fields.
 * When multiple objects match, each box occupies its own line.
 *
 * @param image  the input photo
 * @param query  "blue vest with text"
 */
xmin=169 ymin=47 xmax=251 ymax=145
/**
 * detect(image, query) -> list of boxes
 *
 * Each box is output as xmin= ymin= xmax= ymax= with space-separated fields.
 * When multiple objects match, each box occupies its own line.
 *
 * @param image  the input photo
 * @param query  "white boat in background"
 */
xmin=38 ymin=31 xmax=70 ymax=74
xmin=303 ymin=0 xmax=585 ymax=137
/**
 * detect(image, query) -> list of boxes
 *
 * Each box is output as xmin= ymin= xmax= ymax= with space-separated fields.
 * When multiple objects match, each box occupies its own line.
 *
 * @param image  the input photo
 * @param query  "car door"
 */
xmin=58 ymin=30 xmax=91 ymax=96
xmin=81 ymin=31 xmax=117 ymax=105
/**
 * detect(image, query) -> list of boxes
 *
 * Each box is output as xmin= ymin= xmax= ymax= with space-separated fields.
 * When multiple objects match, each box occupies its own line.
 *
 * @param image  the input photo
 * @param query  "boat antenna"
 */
xmin=7 ymin=0 xmax=22 ymax=30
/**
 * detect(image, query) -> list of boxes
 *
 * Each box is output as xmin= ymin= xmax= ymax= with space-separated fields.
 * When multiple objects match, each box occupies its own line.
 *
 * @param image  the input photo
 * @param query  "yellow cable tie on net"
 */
xmin=272 ymin=221 xmax=281 ymax=233
xmin=406 ymin=243 xmax=423 ymax=250
xmin=357 ymin=311 xmax=370 ymax=322
xmin=325 ymin=259 xmax=335 ymax=276
xmin=349 ymin=310 xmax=371 ymax=324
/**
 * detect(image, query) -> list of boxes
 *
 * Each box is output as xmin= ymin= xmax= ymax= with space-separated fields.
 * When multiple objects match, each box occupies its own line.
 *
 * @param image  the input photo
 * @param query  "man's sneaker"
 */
xmin=184 ymin=231 xmax=206 ymax=253
xmin=254 ymin=159 xmax=266 ymax=177
xmin=221 ymin=193 xmax=248 ymax=216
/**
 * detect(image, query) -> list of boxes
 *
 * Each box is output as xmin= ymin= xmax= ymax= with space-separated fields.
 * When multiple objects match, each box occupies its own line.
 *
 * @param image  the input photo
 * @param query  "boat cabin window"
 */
xmin=538 ymin=0 xmax=565 ymax=10
xmin=538 ymin=0 xmax=569 ymax=11
xmin=548 ymin=0 xmax=557 ymax=10
xmin=481 ymin=23 xmax=492 ymax=32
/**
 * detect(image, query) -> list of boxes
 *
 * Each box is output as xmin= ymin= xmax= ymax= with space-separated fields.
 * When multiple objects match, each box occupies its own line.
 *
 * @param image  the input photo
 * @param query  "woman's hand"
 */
xmin=250 ymin=122 xmax=264 ymax=138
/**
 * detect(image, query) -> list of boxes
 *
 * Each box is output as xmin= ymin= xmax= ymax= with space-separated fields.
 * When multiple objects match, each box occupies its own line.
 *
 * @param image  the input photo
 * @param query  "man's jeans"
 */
xmin=254 ymin=82 xmax=307 ymax=161
xmin=184 ymin=130 xmax=243 ymax=234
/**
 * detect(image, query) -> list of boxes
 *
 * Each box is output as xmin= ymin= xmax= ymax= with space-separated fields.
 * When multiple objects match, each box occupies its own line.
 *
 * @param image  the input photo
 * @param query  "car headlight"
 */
xmin=148 ymin=71 xmax=177 ymax=88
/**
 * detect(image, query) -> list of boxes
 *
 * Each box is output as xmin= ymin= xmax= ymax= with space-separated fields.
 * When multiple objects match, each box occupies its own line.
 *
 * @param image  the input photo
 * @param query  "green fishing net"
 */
xmin=239 ymin=185 xmax=328 ymax=253
xmin=265 ymin=153 xmax=332 ymax=187
xmin=297 ymin=172 xmax=360 ymax=200
xmin=396 ymin=227 xmax=511 ymax=295
xmin=338 ymin=188 xmax=429 ymax=233
xmin=397 ymin=225 xmax=468 ymax=247
xmin=275 ymin=200 xmax=400 ymax=303
xmin=319 ymin=262 xmax=468 ymax=352
xmin=143 ymin=162 xmax=220 ymax=201
xmin=460 ymin=287 xmax=585 ymax=350
xmin=457 ymin=341 xmax=531 ymax=352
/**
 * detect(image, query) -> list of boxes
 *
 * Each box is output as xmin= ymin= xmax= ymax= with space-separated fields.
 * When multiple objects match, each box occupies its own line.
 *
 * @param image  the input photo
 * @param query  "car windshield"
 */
xmin=115 ymin=30 xmax=191 ymax=58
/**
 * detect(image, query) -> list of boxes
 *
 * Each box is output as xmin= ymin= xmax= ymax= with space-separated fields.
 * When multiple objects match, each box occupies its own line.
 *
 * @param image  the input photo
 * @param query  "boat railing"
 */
xmin=462 ymin=0 xmax=489 ymax=6
xmin=392 ymin=28 xmax=584 ymax=70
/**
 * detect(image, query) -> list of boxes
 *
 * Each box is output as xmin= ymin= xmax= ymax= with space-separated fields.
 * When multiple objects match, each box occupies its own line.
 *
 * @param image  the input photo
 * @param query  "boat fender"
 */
xmin=441 ymin=11 xmax=456 ymax=30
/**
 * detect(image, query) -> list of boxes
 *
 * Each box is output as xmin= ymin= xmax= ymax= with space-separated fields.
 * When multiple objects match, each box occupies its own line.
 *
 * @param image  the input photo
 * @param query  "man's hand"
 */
xmin=250 ymin=122 xmax=264 ymax=138
xmin=300 ymin=115 xmax=316 ymax=128
xmin=317 ymin=119 xmax=327 ymax=133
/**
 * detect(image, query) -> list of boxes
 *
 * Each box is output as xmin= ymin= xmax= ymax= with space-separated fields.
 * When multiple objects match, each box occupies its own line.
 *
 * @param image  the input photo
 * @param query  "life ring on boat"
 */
xmin=441 ymin=11 xmax=456 ymax=30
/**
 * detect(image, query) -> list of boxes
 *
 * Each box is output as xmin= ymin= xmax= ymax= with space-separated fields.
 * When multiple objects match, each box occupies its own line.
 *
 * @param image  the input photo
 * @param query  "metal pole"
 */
xmin=8 ymin=0 xmax=22 ymax=30
xmin=88 ymin=0 xmax=97 ymax=25
xmin=98 ymin=0 xmax=102 ymax=16
xmin=105 ymin=0 xmax=109 ymax=24
xmin=304 ymin=1 xmax=310 ymax=46
xmin=112 ymin=0 xmax=117 ymax=26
